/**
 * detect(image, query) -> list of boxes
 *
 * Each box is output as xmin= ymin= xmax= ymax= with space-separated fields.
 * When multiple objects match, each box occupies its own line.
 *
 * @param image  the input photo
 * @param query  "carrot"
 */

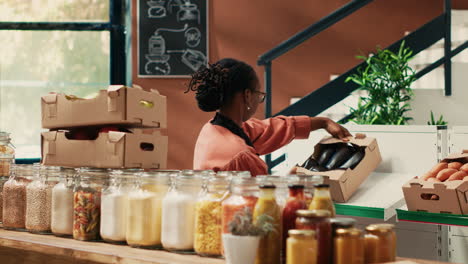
xmin=436 ymin=168 xmax=458 ymax=181
xmin=421 ymin=172 xmax=436 ymax=181
xmin=447 ymin=171 xmax=468 ymax=181
xmin=448 ymin=162 xmax=464 ymax=170
xmin=429 ymin=162 xmax=448 ymax=174
xmin=460 ymin=163 xmax=468 ymax=173
xmin=427 ymin=177 xmax=441 ymax=183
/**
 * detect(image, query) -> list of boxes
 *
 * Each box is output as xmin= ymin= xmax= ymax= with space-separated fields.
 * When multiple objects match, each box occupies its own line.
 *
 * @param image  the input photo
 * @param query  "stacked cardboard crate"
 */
xmin=40 ymin=85 xmax=168 ymax=169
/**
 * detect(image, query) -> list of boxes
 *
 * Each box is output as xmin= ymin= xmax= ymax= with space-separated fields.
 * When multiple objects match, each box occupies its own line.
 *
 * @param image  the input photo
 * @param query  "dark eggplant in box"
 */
xmin=301 ymin=142 xmax=365 ymax=171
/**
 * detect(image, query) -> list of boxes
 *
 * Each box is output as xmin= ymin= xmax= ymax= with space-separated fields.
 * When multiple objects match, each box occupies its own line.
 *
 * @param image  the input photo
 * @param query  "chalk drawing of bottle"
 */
xmin=147 ymin=0 xmax=167 ymax=18
xmin=145 ymin=24 xmax=188 ymax=75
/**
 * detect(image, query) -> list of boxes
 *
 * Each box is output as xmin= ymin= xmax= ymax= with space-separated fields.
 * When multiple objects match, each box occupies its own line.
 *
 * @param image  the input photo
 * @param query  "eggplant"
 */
xmin=301 ymin=158 xmax=318 ymax=170
xmin=310 ymin=165 xmax=328 ymax=172
xmin=339 ymin=150 xmax=365 ymax=170
xmin=325 ymin=144 xmax=356 ymax=170
xmin=317 ymin=146 xmax=337 ymax=166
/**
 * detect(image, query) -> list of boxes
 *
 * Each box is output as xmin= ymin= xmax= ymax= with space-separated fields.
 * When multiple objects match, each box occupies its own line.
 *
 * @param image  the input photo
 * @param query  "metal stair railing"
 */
xmin=257 ymin=0 xmax=467 ymax=172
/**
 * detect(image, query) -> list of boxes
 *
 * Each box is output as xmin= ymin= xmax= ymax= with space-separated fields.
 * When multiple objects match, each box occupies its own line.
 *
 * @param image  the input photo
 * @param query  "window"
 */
xmin=0 ymin=0 xmax=128 ymax=159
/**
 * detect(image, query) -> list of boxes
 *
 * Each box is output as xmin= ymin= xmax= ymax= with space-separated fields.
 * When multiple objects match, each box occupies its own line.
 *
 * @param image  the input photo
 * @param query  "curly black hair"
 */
xmin=185 ymin=58 xmax=258 ymax=112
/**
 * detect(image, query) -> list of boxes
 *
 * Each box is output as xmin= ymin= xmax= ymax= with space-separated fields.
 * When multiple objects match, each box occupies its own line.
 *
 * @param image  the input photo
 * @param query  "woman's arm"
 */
xmin=243 ymin=116 xmax=350 ymax=155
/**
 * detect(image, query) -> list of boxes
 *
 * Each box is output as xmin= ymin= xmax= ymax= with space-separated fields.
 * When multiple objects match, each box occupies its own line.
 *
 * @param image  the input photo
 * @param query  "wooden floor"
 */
xmin=0 ymin=228 xmax=459 ymax=264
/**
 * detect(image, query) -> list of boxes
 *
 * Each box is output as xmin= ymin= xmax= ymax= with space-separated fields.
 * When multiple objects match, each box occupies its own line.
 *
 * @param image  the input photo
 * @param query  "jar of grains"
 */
xmin=0 ymin=176 xmax=9 ymax=223
xmin=51 ymin=168 xmax=76 ymax=237
xmin=126 ymin=170 xmax=173 ymax=248
xmin=0 ymin=132 xmax=14 ymax=177
xmin=161 ymin=170 xmax=203 ymax=252
xmin=100 ymin=169 xmax=139 ymax=244
xmin=2 ymin=164 xmax=35 ymax=230
xmin=25 ymin=166 xmax=60 ymax=234
xmin=73 ymin=168 xmax=109 ymax=241
xmin=194 ymin=175 xmax=230 ymax=257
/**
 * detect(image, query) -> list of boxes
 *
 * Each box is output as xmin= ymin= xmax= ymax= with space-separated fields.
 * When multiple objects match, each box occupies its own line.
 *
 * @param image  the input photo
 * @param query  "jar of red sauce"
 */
xmin=282 ymin=184 xmax=307 ymax=261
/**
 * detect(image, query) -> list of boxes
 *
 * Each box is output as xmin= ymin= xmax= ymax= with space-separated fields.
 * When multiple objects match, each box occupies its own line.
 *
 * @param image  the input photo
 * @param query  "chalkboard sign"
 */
xmin=137 ymin=0 xmax=208 ymax=77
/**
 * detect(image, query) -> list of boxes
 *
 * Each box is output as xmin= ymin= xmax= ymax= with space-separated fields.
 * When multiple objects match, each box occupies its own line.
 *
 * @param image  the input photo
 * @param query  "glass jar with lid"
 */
xmin=296 ymin=175 xmax=323 ymax=207
xmin=282 ymin=184 xmax=307 ymax=261
xmin=2 ymin=164 xmax=36 ymax=230
xmin=194 ymin=175 xmax=230 ymax=257
xmin=25 ymin=166 xmax=60 ymax=234
xmin=0 ymin=132 xmax=14 ymax=177
xmin=286 ymin=229 xmax=317 ymax=264
xmin=73 ymin=167 xmax=109 ymax=241
xmin=331 ymin=217 xmax=356 ymax=234
xmin=126 ymin=170 xmax=173 ymax=248
xmin=334 ymin=227 xmax=364 ymax=264
xmin=253 ymin=184 xmax=281 ymax=264
xmin=51 ymin=168 xmax=76 ymax=237
xmin=0 ymin=176 xmax=9 ymax=223
xmin=296 ymin=210 xmax=332 ymax=264
xmin=257 ymin=175 xmax=291 ymax=209
xmin=364 ymin=224 xmax=396 ymax=263
xmin=100 ymin=169 xmax=139 ymax=243
xmin=309 ymin=184 xmax=335 ymax=217
xmin=161 ymin=170 xmax=203 ymax=252
xmin=221 ymin=177 xmax=259 ymax=235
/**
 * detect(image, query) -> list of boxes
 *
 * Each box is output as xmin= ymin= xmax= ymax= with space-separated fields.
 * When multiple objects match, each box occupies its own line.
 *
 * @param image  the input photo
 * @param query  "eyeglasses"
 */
xmin=253 ymin=91 xmax=267 ymax=103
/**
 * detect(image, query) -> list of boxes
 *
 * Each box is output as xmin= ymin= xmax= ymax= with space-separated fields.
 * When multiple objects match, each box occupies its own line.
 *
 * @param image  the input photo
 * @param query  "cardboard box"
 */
xmin=296 ymin=133 xmax=382 ymax=203
xmin=402 ymin=152 xmax=468 ymax=214
xmin=41 ymin=128 xmax=167 ymax=169
xmin=41 ymin=85 xmax=167 ymax=129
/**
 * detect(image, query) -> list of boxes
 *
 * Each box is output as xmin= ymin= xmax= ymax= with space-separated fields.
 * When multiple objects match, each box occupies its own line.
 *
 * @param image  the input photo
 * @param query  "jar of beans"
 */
xmin=25 ymin=166 xmax=60 ymax=234
xmin=2 ymin=164 xmax=36 ymax=230
xmin=73 ymin=168 xmax=109 ymax=241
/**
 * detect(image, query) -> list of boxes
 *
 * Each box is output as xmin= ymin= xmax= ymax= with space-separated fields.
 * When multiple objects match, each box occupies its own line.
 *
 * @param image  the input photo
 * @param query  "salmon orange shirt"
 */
xmin=193 ymin=113 xmax=311 ymax=176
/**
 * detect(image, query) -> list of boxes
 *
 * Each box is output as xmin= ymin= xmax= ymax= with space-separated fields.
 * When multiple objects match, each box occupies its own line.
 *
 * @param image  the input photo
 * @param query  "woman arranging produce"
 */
xmin=186 ymin=58 xmax=350 ymax=176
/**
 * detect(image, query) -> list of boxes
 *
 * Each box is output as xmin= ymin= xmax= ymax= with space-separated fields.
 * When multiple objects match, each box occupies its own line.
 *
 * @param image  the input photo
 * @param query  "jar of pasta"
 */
xmin=194 ymin=175 xmax=230 ymax=257
xmin=364 ymin=224 xmax=397 ymax=263
xmin=334 ymin=228 xmax=364 ymax=264
xmin=100 ymin=169 xmax=138 ymax=243
xmin=51 ymin=168 xmax=76 ymax=237
xmin=161 ymin=170 xmax=204 ymax=252
xmin=73 ymin=168 xmax=109 ymax=241
xmin=25 ymin=166 xmax=60 ymax=234
xmin=2 ymin=164 xmax=35 ymax=230
xmin=126 ymin=170 xmax=173 ymax=248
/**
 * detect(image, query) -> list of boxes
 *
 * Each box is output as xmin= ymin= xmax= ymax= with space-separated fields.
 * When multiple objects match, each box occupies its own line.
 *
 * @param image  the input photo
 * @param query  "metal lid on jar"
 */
xmin=287 ymin=184 xmax=305 ymax=189
xmin=296 ymin=209 xmax=331 ymax=218
xmin=288 ymin=229 xmax=316 ymax=238
xmin=331 ymin=217 xmax=356 ymax=228
xmin=259 ymin=184 xmax=276 ymax=189
xmin=336 ymin=227 xmax=363 ymax=237
xmin=231 ymin=176 xmax=259 ymax=185
xmin=366 ymin=223 xmax=395 ymax=233
xmin=314 ymin=183 xmax=330 ymax=188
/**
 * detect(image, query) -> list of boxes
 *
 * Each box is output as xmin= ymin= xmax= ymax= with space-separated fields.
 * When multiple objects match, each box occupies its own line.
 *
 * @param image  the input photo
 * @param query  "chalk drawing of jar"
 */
xmin=147 ymin=0 xmax=167 ymax=18
xmin=144 ymin=24 xmax=188 ymax=75
xmin=177 ymin=2 xmax=200 ymax=24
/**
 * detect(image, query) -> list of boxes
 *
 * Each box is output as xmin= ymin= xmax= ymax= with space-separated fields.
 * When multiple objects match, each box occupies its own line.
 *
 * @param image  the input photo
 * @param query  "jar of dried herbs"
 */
xmin=25 ymin=166 xmax=60 ymax=234
xmin=2 ymin=164 xmax=35 ymax=230
xmin=73 ymin=168 xmax=109 ymax=241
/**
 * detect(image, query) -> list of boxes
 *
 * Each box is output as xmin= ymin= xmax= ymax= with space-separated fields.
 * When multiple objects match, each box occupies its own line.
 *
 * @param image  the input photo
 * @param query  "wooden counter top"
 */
xmin=0 ymin=229 xmax=458 ymax=264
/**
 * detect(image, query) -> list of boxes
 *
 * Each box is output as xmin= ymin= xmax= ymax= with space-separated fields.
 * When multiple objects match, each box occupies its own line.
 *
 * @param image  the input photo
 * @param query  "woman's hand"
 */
xmin=324 ymin=119 xmax=351 ymax=140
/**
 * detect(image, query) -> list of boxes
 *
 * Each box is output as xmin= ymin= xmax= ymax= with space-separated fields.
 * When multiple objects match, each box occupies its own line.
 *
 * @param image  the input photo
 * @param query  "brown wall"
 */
xmin=132 ymin=0 xmax=468 ymax=170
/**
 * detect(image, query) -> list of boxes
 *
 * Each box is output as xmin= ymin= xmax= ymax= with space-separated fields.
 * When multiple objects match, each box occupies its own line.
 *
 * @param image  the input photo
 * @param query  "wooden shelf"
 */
xmin=0 ymin=229 xmax=224 ymax=264
xmin=0 ymin=228 xmax=457 ymax=264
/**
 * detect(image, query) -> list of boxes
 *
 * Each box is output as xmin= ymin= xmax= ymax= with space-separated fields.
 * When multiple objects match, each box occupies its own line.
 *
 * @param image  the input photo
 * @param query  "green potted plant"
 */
xmin=427 ymin=110 xmax=448 ymax=126
xmin=344 ymin=41 xmax=416 ymax=125
xmin=222 ymin=207 xmax=275 ymax=264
